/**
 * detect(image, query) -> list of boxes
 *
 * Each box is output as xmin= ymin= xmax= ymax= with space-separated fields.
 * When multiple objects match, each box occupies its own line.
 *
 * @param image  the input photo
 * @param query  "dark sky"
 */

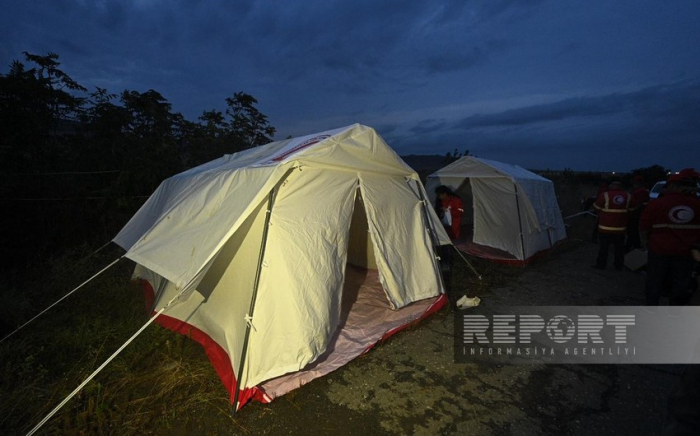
xmin=2 ymin=0 xmax=699 ymax=171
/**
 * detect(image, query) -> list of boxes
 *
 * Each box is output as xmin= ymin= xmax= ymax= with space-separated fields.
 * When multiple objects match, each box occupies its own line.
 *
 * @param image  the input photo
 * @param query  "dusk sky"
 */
xmin=2 ymin=0 xmax=699 ymax=172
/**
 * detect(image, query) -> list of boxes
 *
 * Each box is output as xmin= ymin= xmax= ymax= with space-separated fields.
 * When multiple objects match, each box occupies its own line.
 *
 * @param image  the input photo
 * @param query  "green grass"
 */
xmin=0 ymin=245 xmax=231 ymax=435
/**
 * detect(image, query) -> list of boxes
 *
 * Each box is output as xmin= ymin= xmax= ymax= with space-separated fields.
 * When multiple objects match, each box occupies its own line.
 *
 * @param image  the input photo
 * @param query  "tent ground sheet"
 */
xmin=257 ymin=264 xmax=446 ymax=401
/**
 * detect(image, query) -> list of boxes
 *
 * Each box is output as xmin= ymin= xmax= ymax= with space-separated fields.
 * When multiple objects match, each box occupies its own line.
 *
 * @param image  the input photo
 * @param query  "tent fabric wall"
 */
xmin=426 ymin=156 xmax=566 ymax=261
xmin=360 ymin=173 xmax=444 ymax=309
xmin=242 ymin=168 xmax=358 ymax=388
xmin=114 ymin=124 xmax=450 ymax=408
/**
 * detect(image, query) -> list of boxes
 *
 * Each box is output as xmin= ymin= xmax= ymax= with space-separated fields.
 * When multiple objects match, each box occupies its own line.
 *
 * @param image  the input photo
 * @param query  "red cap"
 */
xmin=668 ymin=169 xmax=700 ymax=183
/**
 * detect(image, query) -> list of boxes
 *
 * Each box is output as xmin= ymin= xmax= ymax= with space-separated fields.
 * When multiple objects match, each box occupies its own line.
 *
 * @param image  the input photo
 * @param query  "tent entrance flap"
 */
xmin=257 ymin=265 xmax=445 ymax=401
xmin=411 ymin=179 xmax=447 ymax=292
xmin=251 ymin=184 xmax=447 ymax=401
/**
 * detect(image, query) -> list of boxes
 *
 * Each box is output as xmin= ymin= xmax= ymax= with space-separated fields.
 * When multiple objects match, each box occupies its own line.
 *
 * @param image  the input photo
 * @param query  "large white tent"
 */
xmin=113 ymin=124 xmax=450 ymax=409
xmin=426 ymin=156 xmax=566 ymax=263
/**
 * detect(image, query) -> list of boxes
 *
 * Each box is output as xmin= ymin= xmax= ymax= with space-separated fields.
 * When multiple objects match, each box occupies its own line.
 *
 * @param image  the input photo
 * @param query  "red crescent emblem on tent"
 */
xmin=669 ymin=205 xmax=694 ymax=224
xmin=271 ymin=135 xmax=330 ymax=162
xmin=259 ymin=134 xmax=331 ymax=166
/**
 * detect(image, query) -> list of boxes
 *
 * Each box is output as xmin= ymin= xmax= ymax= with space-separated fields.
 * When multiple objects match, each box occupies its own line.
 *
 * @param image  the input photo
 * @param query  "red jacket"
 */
xmin=629 ymin=186 xmax=650 ymax=218
xmin=631 ymin=186 xmax=650 ymax=209
xmin=639 ymin=191 xmax=700 ymax=256
xmin=593 ymin=189 xmax=635 ymax=233
xmin=441 ymin=195 xmax=464 ymax=239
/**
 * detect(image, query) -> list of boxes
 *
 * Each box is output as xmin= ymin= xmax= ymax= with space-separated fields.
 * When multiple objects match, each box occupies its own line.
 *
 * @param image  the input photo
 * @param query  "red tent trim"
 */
xmin=141 ymin=281 xmax=447 ymax=410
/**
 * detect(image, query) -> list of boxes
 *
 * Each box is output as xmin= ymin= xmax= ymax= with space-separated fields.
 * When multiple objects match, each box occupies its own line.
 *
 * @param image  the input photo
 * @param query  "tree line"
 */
xmin=0 ymin=52 xmax=277 ymax=269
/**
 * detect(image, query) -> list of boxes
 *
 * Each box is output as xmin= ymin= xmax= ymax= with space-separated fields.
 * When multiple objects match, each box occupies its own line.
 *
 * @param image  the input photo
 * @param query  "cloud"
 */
xmin=386 ymin=80 xmax=700 ymax=171
xmin=455 ymin=95 xmax=626 ymax=129
xmin=422 ymin=40 xmax=510 ymax=74
xmin=409 ymin=119 xmax=447 ymax=135
xmin=3 ymin=0 xmax=699 ymax=172
xmin=454 ymin=81 xmax=700 ymax=131
xmin=0 ymin=0 xmax=545 ymax=114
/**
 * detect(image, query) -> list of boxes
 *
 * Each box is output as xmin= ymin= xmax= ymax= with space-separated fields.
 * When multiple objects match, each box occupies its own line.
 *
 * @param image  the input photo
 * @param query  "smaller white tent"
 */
xmin=426 ymin=157 xmax=566 ymax=263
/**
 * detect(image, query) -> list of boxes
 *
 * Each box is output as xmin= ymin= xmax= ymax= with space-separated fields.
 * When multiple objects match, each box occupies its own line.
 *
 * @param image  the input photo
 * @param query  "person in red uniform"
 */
xmin=592 ymin=181 xmax=637 ymax=270
xmin=590 ymin=181 xmax=610 ymax=243
xmin=435 ymin=185 xmax=464 ymax=240
xmin=625 ymin=175 xmax=650 ymax=252
xmin=639 ymin=169 xmax=700 ymax=305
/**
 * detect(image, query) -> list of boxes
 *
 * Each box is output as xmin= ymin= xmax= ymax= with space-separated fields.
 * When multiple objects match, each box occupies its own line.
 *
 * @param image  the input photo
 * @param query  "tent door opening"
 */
xmin=256 ymin=186 xmax=437 ymax=400
xmin=453 ymin=177 xmax=474 ymax=235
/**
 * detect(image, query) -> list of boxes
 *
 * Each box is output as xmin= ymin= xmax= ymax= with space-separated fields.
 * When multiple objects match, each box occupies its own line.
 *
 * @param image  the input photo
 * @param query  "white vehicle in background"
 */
xmin=649 ymin=181 xmax=666 ymax=199
xmin=649 ymin=180 xmax=700 ymax=200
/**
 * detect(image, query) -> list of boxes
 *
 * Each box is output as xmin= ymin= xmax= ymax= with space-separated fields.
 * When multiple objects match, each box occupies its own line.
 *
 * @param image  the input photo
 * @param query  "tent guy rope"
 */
xmin=452 ymin=245 xmax=483 ymax=280
xmin=24 ymin=290 xmax=185 ymax=436
xmin=564 ymin=210 xmax=596 ymax=220
xmin=0 ymin=255 xmax=124 ymax=344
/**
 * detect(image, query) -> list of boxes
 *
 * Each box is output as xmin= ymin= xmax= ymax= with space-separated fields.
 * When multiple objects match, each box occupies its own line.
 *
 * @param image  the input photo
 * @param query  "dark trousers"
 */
xmin=645 ymin=251 xmax=695 ymax=305
xmin=591 ymin=217 xmax=600 ymax=243
xmin=625 ymin=216 xmax=642 ymax=252
xmin=596 ymin=232 xmax=625 ymax=269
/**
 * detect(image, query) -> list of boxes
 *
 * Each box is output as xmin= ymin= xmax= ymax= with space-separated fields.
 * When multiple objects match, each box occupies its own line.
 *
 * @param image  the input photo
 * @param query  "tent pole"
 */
xmin=232 ymin=187 xmax=278 ymax=414
xmin=514 ymin=183 xmax=526 ymax=262
xmin=411 ymin=180 xmax=441 ymax=254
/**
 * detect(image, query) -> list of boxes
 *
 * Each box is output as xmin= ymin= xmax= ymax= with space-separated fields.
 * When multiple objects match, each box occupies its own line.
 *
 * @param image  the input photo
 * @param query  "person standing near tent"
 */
xmin=625 ymin=175 xmax=650 ymax=252
xmin=435 ymin=185 xmax=464 ymax=240
xmin=639 ymin=169 xmax=700 ymax=305
xmin=592 ymin=181 xmax=637 ymax=270
xmin=590 ymin=181 xmax=609 ymax=243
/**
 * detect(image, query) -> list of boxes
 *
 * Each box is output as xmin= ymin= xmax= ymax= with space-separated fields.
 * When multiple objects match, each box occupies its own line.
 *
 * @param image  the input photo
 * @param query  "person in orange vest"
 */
xmin=592 ymin=181 xmax=637 ymax=270
xmin=639 ymin=169 xmax=700 ymax=305
xmin=435 ymin=185 xmax=464 ymax=240
xmin=625 ymin=175 xmax=650 ymax=252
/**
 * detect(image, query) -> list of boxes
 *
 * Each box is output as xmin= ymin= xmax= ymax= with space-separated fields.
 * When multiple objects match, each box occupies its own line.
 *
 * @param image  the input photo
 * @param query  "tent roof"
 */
xmin=429 ymin=156 xmax=550 ymax=183
xmin=113 ymin=124 xmax=440 ymax=290
xmin=174 ymin=124 xmax=416 ymax=179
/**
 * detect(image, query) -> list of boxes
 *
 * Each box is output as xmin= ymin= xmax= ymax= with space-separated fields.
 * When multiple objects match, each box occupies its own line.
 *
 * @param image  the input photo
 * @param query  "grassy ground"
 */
xmin=0 ymin=245 xmax=231 ymax=435
xmin=2 ymin=178 xmax=673 ymax=436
